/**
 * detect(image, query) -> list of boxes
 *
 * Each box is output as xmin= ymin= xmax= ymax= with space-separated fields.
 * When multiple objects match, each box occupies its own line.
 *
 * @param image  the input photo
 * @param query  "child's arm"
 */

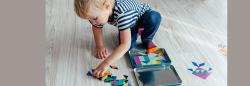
xmin=93 ymin=29 xmax=131 ymax=78
xmin=103 ymin=29 xmax=131 ymax=64
xmin=92 ymin=27 xmax=109 ymax=59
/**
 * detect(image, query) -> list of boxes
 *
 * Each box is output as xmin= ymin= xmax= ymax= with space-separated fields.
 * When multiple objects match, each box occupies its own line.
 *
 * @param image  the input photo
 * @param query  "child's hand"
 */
xmin=93 ymin=61 xmax=110 ymax=78
xmin=95 ymin=47 xmax=109 ymax=59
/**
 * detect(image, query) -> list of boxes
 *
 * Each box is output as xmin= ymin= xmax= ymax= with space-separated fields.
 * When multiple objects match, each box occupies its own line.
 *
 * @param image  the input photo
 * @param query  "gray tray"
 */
xmin=133 ymin=65 xmax=182 ymax=86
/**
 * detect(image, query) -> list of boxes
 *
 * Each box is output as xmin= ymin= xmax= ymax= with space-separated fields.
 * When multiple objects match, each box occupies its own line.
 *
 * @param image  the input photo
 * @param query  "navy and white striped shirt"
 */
xmin=90 ymin=0 xmax=151 ymax=31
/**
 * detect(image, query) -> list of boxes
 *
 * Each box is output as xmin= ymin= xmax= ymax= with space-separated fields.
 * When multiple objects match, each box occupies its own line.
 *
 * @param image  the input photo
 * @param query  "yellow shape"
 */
xmin=156 ymin=60 xmax=161 ymax=64
xmin=157 ymin=52 xmax=163 ymax=57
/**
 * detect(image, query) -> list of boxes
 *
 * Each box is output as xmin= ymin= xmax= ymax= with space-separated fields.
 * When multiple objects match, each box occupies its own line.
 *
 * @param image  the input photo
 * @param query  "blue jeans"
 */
xmin=119 ymin=10 xmax=162 ymax=50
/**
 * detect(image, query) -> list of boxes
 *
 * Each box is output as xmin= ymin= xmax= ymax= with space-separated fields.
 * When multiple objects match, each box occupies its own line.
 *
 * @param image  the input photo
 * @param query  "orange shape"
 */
xmin=146 ymin=47 xmax=159 ymax=54
xmin=155 ymin=60 xmax=161 ymax=64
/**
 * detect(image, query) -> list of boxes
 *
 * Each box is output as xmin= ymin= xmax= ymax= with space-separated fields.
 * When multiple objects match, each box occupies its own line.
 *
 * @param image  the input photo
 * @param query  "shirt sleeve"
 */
xmin=88 ymin=20 xmax=104 ymax=29
xmin=117 ymin=10 xmax=138 ymax=31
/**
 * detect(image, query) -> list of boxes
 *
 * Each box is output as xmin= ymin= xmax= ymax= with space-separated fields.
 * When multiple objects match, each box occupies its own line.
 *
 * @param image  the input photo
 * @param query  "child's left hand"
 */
xmin=93 ymin=61 xmax=110 ymax=78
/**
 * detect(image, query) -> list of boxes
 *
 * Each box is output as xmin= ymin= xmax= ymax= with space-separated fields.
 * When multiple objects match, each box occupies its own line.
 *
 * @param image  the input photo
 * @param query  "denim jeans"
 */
xmin=119 ymin=9 xmax=162 ymax=50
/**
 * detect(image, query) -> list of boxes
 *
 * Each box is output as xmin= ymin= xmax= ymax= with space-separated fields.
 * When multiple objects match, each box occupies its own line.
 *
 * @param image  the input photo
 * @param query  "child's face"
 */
xmin=84 ymin=5 xmax=111 ymax=26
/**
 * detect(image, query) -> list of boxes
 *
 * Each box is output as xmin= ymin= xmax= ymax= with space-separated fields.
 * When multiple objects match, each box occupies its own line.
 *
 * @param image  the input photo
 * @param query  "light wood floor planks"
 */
xmin=46 ymin=0 xmax=227 ymax=86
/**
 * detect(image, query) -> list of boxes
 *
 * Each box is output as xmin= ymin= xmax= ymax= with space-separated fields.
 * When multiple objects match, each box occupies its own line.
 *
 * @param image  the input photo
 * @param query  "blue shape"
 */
xmin=192 ymin=62 xmax=198 ymax=67
xmin=111 ymin=76 xmax=117 ymax=80
xmin=86 ymin=71 xmax=92 ymax=76
xmin=188 ymin=68 xmax=193 ymax=72
xmin=208 ymin=67 xmax=212 ymax=71
xmin=159 ymin=60 xmax=168 ymax=63
xmin=142 ymin=60 xmax=150 ymax=64
xmin=115 ymin=79 xmax=126 ymax=85
xmin=199 ymin=63 xmax=205 ymax=67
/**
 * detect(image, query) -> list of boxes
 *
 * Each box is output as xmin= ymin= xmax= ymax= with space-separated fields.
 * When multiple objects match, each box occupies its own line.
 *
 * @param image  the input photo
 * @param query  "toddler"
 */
xmin=74 ymin=0 xmax=161 ymax=78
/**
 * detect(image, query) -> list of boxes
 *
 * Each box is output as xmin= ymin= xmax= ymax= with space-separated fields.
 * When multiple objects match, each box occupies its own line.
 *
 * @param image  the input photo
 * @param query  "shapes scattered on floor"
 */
xmin=188 ymin=61 xmax=212 ymax=79
xmin=86 ymin=66 xmax=132 ymax=86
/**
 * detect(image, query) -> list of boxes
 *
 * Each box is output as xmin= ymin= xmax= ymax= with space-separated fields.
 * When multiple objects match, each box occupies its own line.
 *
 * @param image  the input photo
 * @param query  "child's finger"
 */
xmin=104 ymin=49 xmax=108 ymax=56
xmin=101 ymin=52 xmax=106 ymax=58
xmin=93 ymin=69 xmax=97 ymax=77
xmin=99 ymin=70 xmax=105 ymax=77
xmin=95 ymin=52 xmax=98 ymax=58
xmin=97 ymin=52 xmax=101 ymax=59
xmin=95 ymin=52 xmax=99 ymax=58
xmin=93 ymin=70 xmax=98 ymax=78
xmin=96 ymin=71 xmax=102 ymax=78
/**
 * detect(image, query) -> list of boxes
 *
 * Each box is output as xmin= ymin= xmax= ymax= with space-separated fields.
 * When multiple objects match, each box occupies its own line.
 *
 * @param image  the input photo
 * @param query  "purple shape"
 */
xmin=134 ymin=56 xmax=141 ymax=65
xmin=196 ymin=67 xmax=204 ymax=70
xmin=112 ymin=80 xmax=117 ymax=84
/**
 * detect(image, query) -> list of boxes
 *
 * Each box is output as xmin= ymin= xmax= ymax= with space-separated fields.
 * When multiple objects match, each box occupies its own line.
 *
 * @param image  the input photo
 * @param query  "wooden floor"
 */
xmin=46 ymin=0 xmax=227 ymax=86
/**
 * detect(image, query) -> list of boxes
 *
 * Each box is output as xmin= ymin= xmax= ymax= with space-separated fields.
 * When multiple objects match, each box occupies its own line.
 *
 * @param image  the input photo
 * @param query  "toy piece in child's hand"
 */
xmin=104 ymin=69 xmax=112 ymax=76
xmin=87 ymin=69 xmax=112 ymax=78
xmin=98 ymin=70 xmax=112 ymax=80
xmin=101 ymin=75 xmax=108 ymax=81
xmin=146 ymin=47 xmax=159 ymax=54
xmin=110 ymin=65 xmax=118 ymax=69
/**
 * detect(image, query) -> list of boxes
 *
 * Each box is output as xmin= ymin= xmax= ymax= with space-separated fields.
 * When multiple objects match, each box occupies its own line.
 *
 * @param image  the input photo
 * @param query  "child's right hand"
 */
xmin=95 ymin=47 xmax=109 ymax=59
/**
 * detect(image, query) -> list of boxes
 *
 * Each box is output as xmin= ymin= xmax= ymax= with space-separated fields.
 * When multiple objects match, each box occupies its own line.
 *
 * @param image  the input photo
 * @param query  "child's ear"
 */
xmin=103 ymin=0 xmax=111 ymax=9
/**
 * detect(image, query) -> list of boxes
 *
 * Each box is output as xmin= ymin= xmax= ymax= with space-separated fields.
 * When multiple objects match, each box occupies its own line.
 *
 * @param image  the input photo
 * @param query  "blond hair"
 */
xmin=74 ymin=0 xmax=112 ymax=18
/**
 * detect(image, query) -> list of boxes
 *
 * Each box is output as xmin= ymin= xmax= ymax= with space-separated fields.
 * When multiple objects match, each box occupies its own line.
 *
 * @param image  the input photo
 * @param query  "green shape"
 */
xmin=141 ymin=61 xmax=148 ymax=65
xmin=104 ymin=77 xmax=114 ymax=82
xmin=151 ymin=60 xmax=157 ymax=64
xmin=203 ymin=70 xmax=208 ymax=73
xmin=101 ymin=75 xmax=108 ymax=81
xmin=144 ymin=55 xmax=150 ymax=63
xmin=123 ymin=83 xmax=128 ymax=86
xmin=198 ymin=70 xmax=202 ymax=74
xmin=127 ymin=82 xmax=132 ymax=86
xmin=192 ymin=71 xmax=197 ymax=74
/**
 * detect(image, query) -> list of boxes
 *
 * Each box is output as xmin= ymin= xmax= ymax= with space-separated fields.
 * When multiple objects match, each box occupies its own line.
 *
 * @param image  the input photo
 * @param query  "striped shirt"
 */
xmin=90 ymin=0 xmax=151 ymax=31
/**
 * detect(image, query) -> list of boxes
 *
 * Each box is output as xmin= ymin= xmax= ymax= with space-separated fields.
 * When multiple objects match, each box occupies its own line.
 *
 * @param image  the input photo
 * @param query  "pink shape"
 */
xmin=194 ymin=73 xmax=211 ymax=79
xmin=134 ymin=56 xmax=141 ymax=65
